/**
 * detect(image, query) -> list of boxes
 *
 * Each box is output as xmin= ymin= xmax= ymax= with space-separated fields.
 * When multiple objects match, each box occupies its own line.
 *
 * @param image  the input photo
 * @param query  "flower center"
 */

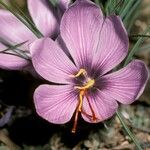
xmin=71 ymin=69 xmax=98 ymax=133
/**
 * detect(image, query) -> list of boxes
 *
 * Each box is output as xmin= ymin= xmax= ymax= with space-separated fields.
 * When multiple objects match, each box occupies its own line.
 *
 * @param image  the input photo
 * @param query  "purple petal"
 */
xmin=93 ymin=15 xmax=128 ymax=75
xmin=58 ymin=0 xmax=71 ymax=9
xmin=55 ymin=35 xmax=71 ymax=58
xmin=60 ymin=0 xmax=104 ymax=67
xmin=30 ymin=38 xmax=77 ymax=84
xmin=28 ymin=0 xmax=58 ymax=37
xmin=0 ymin=43 xmax=5 ymax=49
xmin=57 ymin=0 xmax=71 ymax=18
xmin=0 ymin=10 xmax=36 ymax=49
xmin=100 ymin=60 xmax=149 ymax=104
xmin=34 ymin=84 xmax=77 ymax=124
xmin=81 ymin=90 xmax=118 ymax=123
xmin=0 ymin=53 xmax=29 ymax=70
xmin=0 ymin=43 xmax=29 ymax=70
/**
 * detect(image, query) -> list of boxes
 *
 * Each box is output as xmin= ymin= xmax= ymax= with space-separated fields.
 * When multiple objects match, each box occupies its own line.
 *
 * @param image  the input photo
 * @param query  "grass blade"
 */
xmin=119 ymin=0 xmax=135 ymax=19
xmin=124 ymin=25 xmax=150 ymax=66
xmin=11 ymin=1 xmax=43 ymax=38
xmin=0 ymin=0 xmax=43 ymax=38
xmin=127 ymin=11 xmax=140 ymax=33
xmin=130 ymin=34 xmax=150 ymax=38
xmin=123 ymin=0 xmax=141 ymax=26
xmin=0 ymin=41 xmax=30 ymax=60
xmin=116 ymin=111 xmax=143 ymax=150
xmin=48 ymin=0 xmax=57 ymax=7
xmin=2 ymin=41 xmax=28 ymax=52
xmin=94 ymin=0 xmax=100 ymax=6
xmin=137 ymin=44 xmax=150 ymax=52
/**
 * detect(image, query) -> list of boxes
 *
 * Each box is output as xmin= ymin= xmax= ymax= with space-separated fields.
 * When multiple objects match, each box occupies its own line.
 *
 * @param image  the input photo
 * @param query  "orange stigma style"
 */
xmin=71 ymin=69 xmax=98 ymax=133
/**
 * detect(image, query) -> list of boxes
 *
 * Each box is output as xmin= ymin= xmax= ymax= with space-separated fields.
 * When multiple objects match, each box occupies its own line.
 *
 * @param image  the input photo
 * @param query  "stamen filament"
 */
xmin=78 ymin=90 xmax=84 ymax=111
xmin=85 ymin=93 xmax=97 ymax=122
xmin=72 ymin=90 xmax=85 ymax=133
xmin=81 ymin=109 xmax=93 ymax=119
xmin=72 ymin=108 xmax=80 ymax=133
xmin=72 ymin=68 xmax=97 ymax=133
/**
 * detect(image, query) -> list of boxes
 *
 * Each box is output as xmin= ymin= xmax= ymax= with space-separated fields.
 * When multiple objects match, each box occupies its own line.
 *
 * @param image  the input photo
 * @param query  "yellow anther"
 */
xmin=74 ymin=68 xmax=87 ymax=77
xmin=75 ymin=79 xmax=95 ymax=90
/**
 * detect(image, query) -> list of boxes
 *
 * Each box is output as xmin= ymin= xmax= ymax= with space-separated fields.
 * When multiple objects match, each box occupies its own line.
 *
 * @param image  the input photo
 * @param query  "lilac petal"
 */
xmin=55 ymin=35 xmax=71 ymax=58
xmin=28 ymin=0 xmax=58 ymax=37
xmin=34 ymin=84 xmax=77 ymax=124
xmin=100 ymin=60 xmax=149 ymax=104
xmin=0 ymin=10 xmax=36 ymax=49
xmin=30 ymin=38 xmax=77 ymax=84
xmin=0 ymin=43 xmax=6 ymax=49
xmin=57 ymin=0 xmax=71 ymax=18
xmin=93 ymin=15 xmax=128 ymax=75
xmin=0 ymin=53 xmax=29 ymax=70
xmin=60 ymin=0 xmax=104 ymax=67
xmin=58 ymin=0 xmax=71 ymax=9
xmin=81 ymin=90 xmax=118 ymax=123
xmin=0 ymin=43 xmax=29 ymax=70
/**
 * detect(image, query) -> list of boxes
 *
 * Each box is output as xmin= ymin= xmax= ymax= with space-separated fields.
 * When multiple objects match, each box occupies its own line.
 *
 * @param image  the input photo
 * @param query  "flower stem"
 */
xmin=116 ymin=110 xmax=143 ymax=150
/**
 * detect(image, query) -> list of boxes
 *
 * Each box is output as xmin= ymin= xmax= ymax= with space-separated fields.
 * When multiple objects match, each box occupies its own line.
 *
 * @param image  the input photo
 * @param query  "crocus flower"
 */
xmin=0 ymin=0 xmax=70 ymax=70
xmin=30 ymin=0 xmax=149 ymax=133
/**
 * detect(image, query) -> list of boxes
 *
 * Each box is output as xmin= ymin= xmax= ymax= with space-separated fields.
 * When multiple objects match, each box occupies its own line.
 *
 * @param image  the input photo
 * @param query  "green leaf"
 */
xmin=94 ymin=0 xmax=100 ymax=6
xmin=105 ymin=0 xmax=130 ymax=16
xmin=119 ymin=0 xmax=135 ymax=19
xmin=116 ymin=111 xmax=143 ymax=150
xmin=124 ymin=25 xmax=150 ymax=66
xmin=0 ymin=41 xmax=30 ymax=60
xmin=0 ymin=0 xmax=43 ymax=38
xmin=137 ymin=43 xmax=150 ymax=52
xmin=130 ymin=34 xmax=150 ymax=38
xmin=123 ymin=0 xmax=141 ymax=27
xmin=118 ymin=0 xmax=128 ymax=15
xmin=11 ymin=0 xmax=43 ymax=37
xmin=49 ymin=0 xmax=57 ymax=7
xmin=127 ymin=11 xmax=140 ymax=33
